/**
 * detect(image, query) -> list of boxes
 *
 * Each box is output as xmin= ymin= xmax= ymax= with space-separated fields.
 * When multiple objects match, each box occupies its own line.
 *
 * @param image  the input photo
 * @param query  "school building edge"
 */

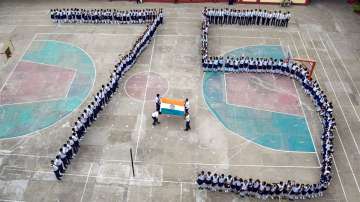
xmin=135 ymin=0 xmax=309 ymax=5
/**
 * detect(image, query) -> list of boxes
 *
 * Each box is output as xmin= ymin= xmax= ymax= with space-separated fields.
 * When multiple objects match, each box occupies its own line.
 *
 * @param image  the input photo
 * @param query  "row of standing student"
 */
xmin=50 ymin=8 xmax=161 ymax=24
xmin=50 ymin=9 xmax=163 ymax=180
xmin=202 ymin=7 xmax=291 ymax=27
xmin=197 ymin=171 xmax=327 ymax=200
xmin=198 ymin=55 xmax=335 ymax=201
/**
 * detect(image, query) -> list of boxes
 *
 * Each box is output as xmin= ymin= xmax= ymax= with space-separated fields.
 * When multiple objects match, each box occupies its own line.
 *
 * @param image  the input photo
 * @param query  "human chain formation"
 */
xmin=50 ymin=8 xmax=162 ymax=24
xmin=201 ymin=8 xmax=290 ymax=66
xmin=202 ymin=7 xmax=291 ymax=27
xmin=199 ymin=7 xmax=335 ymax=200
xmin=49 ymin=9 xmax=163 ymax=180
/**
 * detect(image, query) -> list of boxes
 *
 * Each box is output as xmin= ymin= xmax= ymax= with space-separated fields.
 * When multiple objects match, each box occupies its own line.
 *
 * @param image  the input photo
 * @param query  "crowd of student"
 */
xmin=196 ymin=60 xmax=335 ymax=199
xmin=202 ymin=7 xmax=291 ymax=27
xmin=49 ymin=9 xmax=163 ymax=180
xmin=199 ymin=7 xmax=335 ymax=200
xmin=50 ymin=8 xmax=162 ymax=24
xmin=200 ymin=8 xmax=290 ymax=66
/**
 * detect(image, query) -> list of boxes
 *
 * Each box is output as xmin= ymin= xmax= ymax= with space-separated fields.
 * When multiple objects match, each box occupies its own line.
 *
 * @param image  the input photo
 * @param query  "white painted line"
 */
xmin=225 ymin=102 xmax=305 ymax=118
xmin=306 ymin=29 xmax=360 ymax=193
xmin=319 ymin=33 xmax=360 ymax=121
xmin=297 ymin=31 xmax=311 ymax=60
xmin=21 ymin=59 xmax=77 ymax=71
xmin=180 ymin=183 xmax=183 ymax=202
xmin=326 ymin=33 xmax=360 ymax=106
xmin=134 ymin=37 xmax=156 ymax=161
xmin=296 ymin=30 xmax=348 ymax=201
xmin=80 ymin=163 xmax=93 ymax=202
xmin=223 ymin=74 xmax=228 ymax=104
xmin=0 ymin=152 xmax=320 ymax=169
xmin=209 ymin=36 xmax=281 ymax=40
xmin=4 ymin=167 xmax=196 ymax=185
xmin=65 ymin=70 xmax=77 ymax=98
xmin=292 ymin=79 xmax=321 ymax=167
xmin=333 ymin=158 xmax=348 ymax=202
xmin=36 ymin=32 xmax=143 ymax=36
xmin=0 ymin=97 xmax=65 ymax=107
xmin=287 ymin=37 xmax=321 ymax=166
xmin=0 ymin=199 xmax=25 ymax=202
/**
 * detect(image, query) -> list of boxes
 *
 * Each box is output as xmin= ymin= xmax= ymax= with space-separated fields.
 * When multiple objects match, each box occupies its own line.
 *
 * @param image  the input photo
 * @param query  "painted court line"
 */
xmin=225 ymin=102 xmax=304 ymax=118
xmin=292 ymin=79 xmax=321 ymax=167
xmin=65 ymin=69 xmax=78 ymax=98
xmin=209 ymin=36 xmax=281 ymax=40
xmin=326 ymin=32 xmax=360 ymax=102
xmin=21 ymin=59 xmax=77 ymax=71
xmin=307 ymin=31 xmax=360 ymax=156
xmin=289 ymin=30 xmax=348 ymax=201
xmin=0 ymin=153 xmax=320 ymax=169
xmin=3 ymin=167 xmax=195 ymax=185
xmin=318 ymin=33 xmax=360 ymax=122
xmin=223 ymin=74 xmax=228 ymax=104
xmin=333 ymin=158 xmax=348 ymax=202
xmin=80 ymin=163 xmax=93 ymax=202
xmin=134 ymin=37 xmax=156 ymax=161
xmin=286 ymin=45 xmax=321 ymax=166
xmin=306 ymin=29 xmax=360 ymax=193
xmin=0 ymin=97 xmax=65 ymax=107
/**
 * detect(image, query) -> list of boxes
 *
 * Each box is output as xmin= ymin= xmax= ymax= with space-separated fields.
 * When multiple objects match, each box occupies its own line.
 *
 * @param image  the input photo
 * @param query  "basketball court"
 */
xmin=0 ymin=1 xmax=360 ymax=201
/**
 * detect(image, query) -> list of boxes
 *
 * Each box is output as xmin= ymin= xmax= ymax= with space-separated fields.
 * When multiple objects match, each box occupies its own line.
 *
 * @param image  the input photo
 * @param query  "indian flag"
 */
xmin=160 ymin=98 xmax=185 ymax=116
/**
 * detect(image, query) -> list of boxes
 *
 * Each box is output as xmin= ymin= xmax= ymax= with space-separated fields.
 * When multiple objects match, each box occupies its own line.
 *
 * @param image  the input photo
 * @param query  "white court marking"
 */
xmin=305 ymin=29 xmax=360 ymax=193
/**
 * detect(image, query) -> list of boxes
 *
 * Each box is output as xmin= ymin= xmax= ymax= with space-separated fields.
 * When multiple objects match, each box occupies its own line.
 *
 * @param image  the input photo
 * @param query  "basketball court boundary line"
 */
xmin=0 ymin=38 xmax=97 ymax=141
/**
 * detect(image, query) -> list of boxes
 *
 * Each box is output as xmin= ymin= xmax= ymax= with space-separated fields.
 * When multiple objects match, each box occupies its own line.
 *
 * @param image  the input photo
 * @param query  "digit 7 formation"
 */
xmin=49 ymin=8 xmax=163 ymax=181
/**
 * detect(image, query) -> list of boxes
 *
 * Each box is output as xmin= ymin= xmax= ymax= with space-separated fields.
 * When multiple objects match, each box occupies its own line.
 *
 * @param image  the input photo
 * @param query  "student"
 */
xmin=152 ymin=111 xmax=160 ymax=126
xmin=184 ymin=112 xmax=191 ymax=131
xmin=50 ymin=160 xmax=62 ymax=181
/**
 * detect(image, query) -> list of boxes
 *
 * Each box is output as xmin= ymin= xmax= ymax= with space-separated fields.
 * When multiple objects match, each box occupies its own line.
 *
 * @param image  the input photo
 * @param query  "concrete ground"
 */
xmin=0 ymin=0 xmax=360 ymax=201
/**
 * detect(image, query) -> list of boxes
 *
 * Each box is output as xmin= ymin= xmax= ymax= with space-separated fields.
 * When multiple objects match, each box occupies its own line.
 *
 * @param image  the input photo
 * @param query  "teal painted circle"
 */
xmin=0 ymin=40 xmax=95 ymax=139
xmin=203 ymin=45 xmax=315 ymax=152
